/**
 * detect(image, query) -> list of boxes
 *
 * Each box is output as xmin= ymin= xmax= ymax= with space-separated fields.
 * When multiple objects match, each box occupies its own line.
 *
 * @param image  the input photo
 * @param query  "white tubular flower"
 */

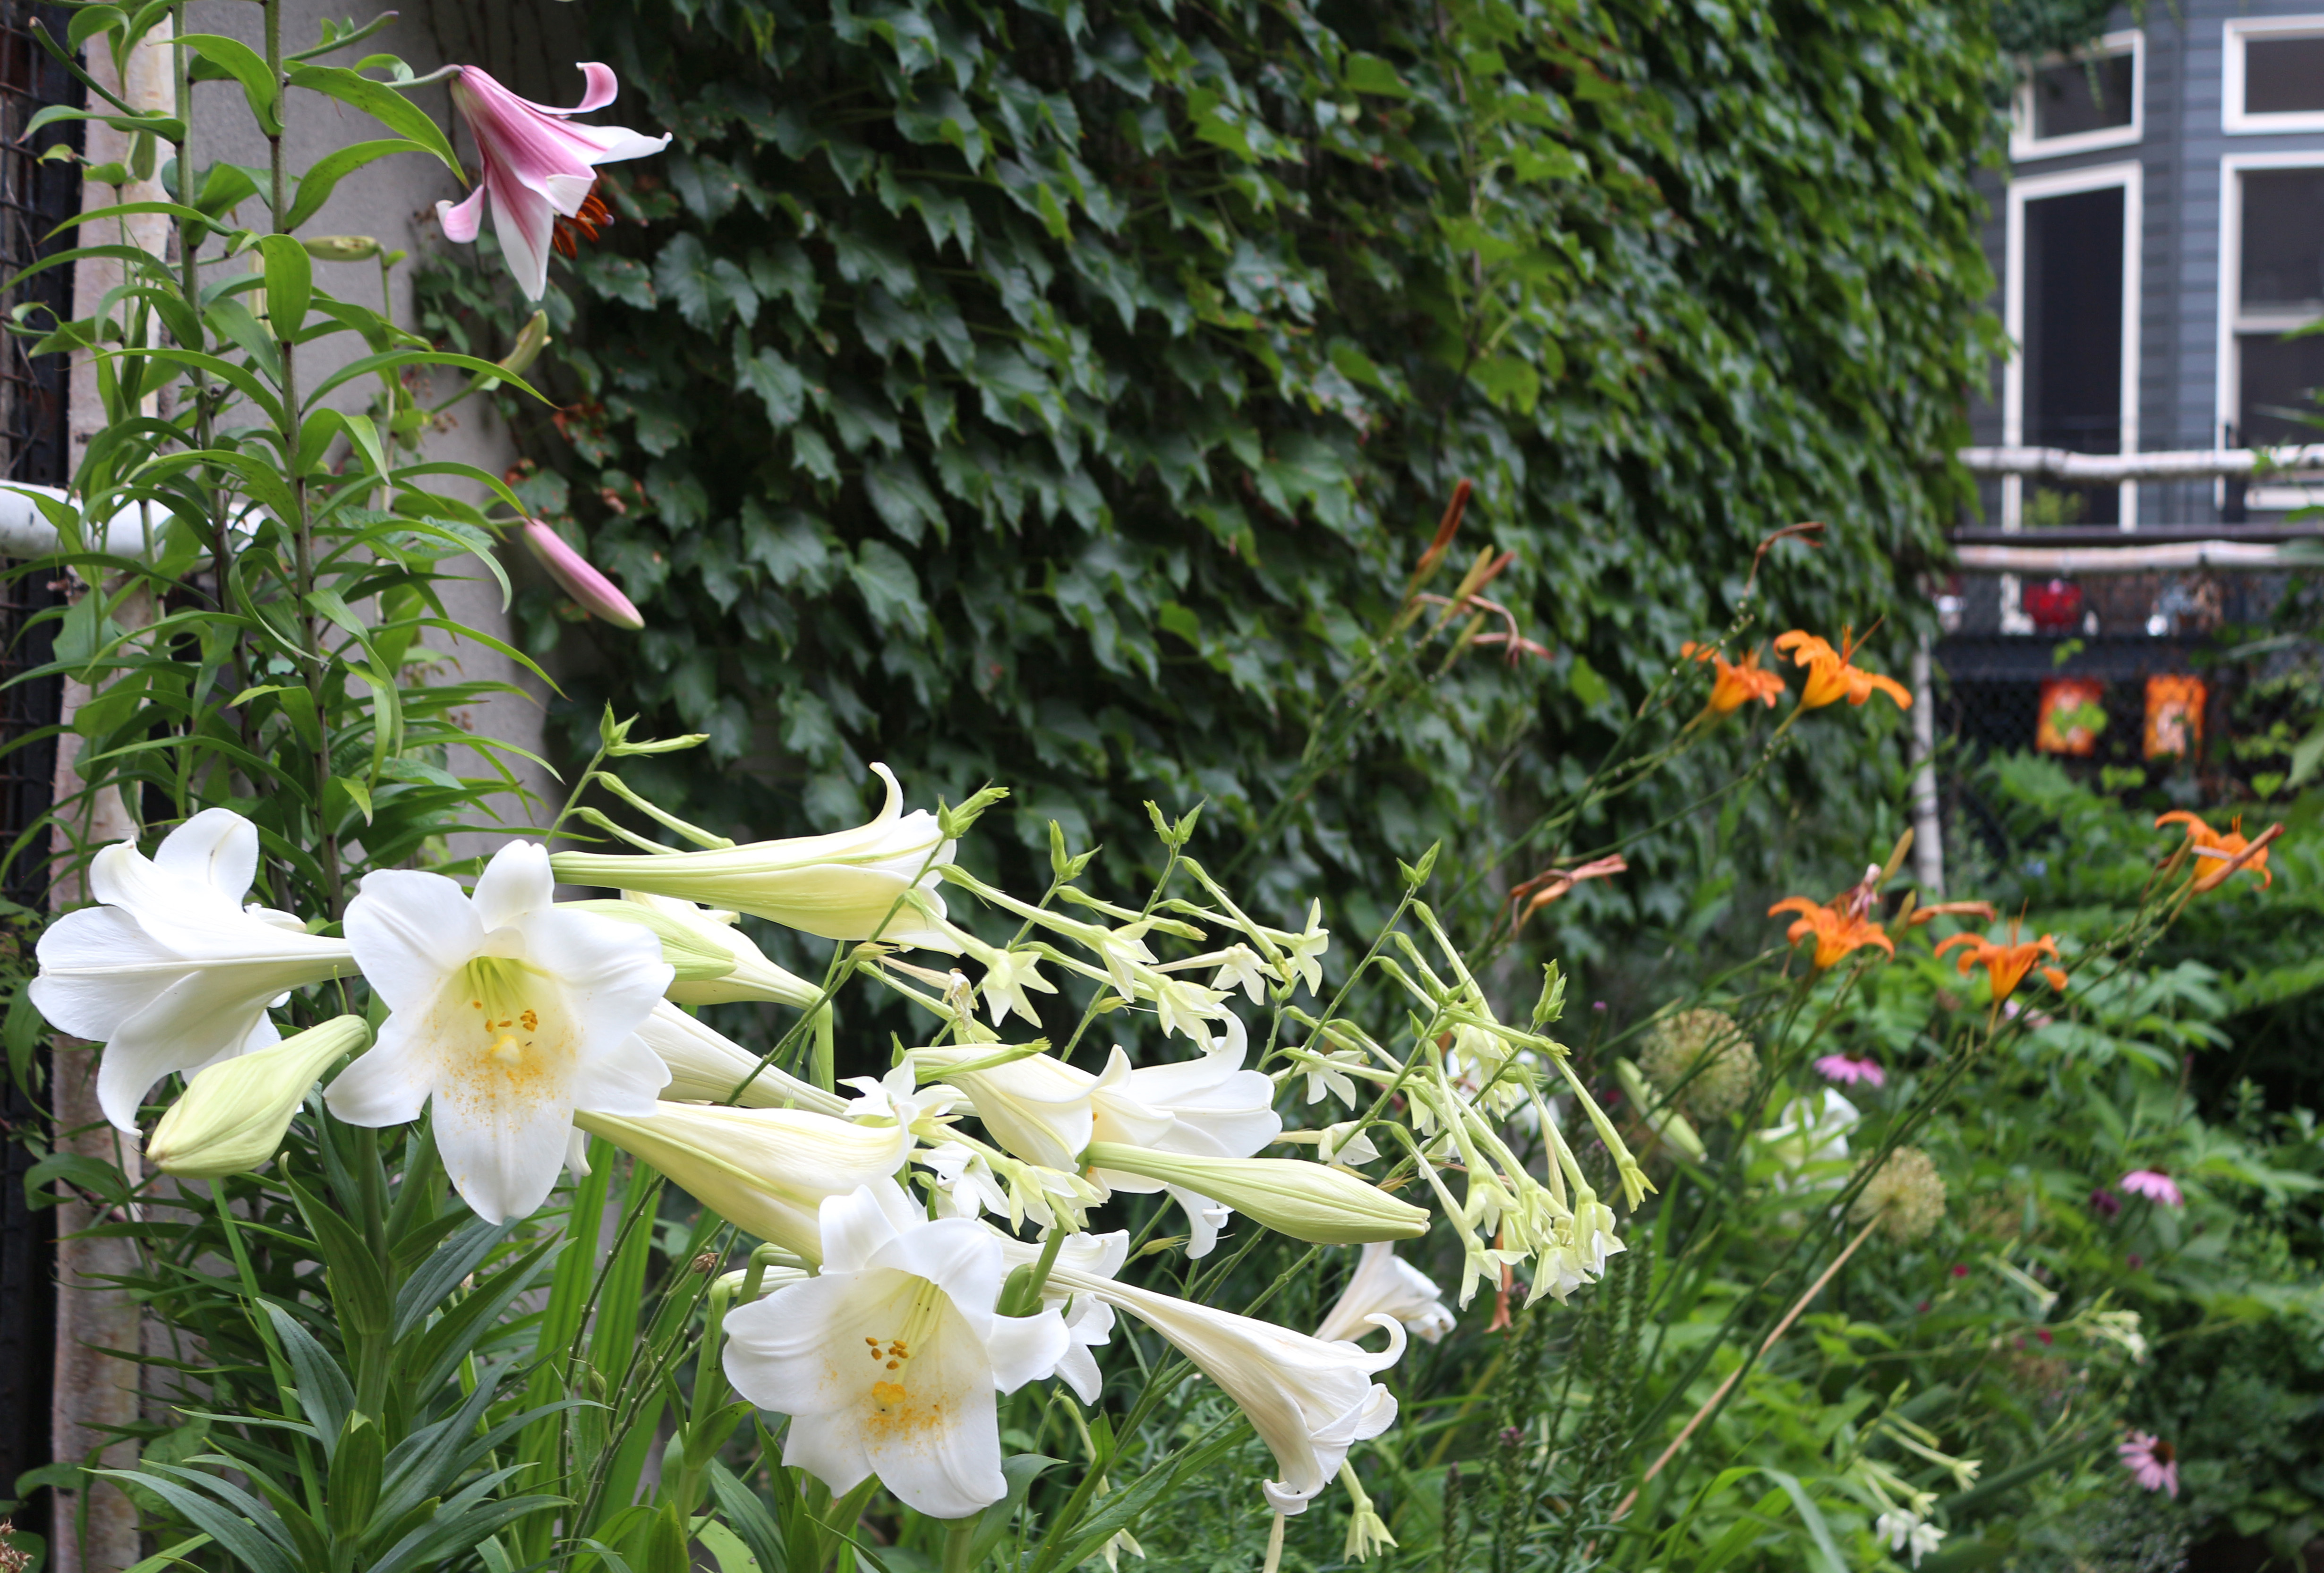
xmin=1093 ymin=1044 xmax=1282 ymax=1173
xmin=550 ymin=764 xmax=958 ymax=949
xmin=978 ymin=949 xmax=1056 ymax=1027
xmin=622 ymin=893 xmax=821 ymax=1008
xmin=1053 ymin=1266 xmax=1403 ymax=1515
xmin=1293 ymin=1047 xmax=1366 ymax=1109
xmin=1318 ymin=1122 xmax=1380 ymax=1168
xmin=32 ymin=808 xmax=357 ymax=1132
xmin=1314 ymin=1243 xmax=1456 ymax=1345
xmin=1876 ymin=1510 xmax=1946 ymax=1569
xmin=144 ymin=1016 xmax=369 ymax=1178
xmin=1211 ymin=944 xmax=1271 ymax=1004
xmin=636 ymin=1000 xmax=845 ymax=1113
xmin=579 ymin=1101 xmax=915 ymax=1258
xmin=918 ymin=1140 xmax=1011 ymax=1219
xmin=325 ymin=841 xmax=671 ymax=1222
xmin=1265 ymin=901 xmax=1329 ymax=995
xmin=721 ymin=1182 xmax=1069 ymax=1519
xmin=914 ymin=1044 xmax=1172 ymax=1172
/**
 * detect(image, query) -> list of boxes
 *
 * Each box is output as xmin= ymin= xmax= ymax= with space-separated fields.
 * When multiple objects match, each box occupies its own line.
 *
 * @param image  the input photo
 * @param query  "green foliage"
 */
xmin=419 ymin=0 xmax=2005 ymax=936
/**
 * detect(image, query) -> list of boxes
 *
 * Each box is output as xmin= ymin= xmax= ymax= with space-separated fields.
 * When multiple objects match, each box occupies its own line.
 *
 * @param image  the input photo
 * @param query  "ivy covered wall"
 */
xmin=423 ymin=0 xmax=2005 ymax=951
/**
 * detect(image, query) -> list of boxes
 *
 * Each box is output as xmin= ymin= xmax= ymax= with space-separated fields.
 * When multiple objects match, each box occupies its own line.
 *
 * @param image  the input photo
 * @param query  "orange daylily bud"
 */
xmin=2155 ymin=811 xmax=2277 ymax=894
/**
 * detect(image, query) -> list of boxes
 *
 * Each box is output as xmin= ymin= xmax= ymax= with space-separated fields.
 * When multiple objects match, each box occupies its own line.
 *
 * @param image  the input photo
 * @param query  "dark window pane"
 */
xmin=2031 ymin=51 xmax=2136 ymax=140
xmin=2239 ymin=331 xmax=2324 ymax=445
xmin=2023 ymin=186 xmax=2124 ymax=522
xmin=2242 ymin=170 xmax=2324 ymax=309
xmin=2246 ymin=35 xmax=2324 ymax=115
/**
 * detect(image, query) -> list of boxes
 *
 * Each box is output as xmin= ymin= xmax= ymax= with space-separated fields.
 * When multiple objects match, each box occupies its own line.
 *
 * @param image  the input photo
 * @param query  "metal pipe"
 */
xmin=1953 ymin=540 xmax=2294 ymax=574
xmin=1956 ymin=444 xmax=2324 ymax=481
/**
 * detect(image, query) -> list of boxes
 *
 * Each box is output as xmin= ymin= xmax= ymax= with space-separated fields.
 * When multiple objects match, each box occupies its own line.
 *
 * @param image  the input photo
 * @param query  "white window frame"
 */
xmin=2216 ymin=153 xmax=2324 ymax=510
xmin=2002 ymin=160 xmax=2143 ymax=532
xmin=2013 ymin=30 xmax=2144 ymax=161
xmin=2225 ymin=16 xmax=2324 ymax=135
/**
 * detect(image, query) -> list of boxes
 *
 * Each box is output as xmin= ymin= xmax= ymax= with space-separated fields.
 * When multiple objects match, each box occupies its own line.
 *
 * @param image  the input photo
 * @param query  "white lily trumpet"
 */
xmin=325 ymin=839 xmax=673 ymax=1222
xmin=722 ymin=1183 xmax=1069 ymax=1518
xmin=1314 ymin=1242 xmax=1457 ymax=1345
xmin=31 ymin=808 xmax=356 ymax=1132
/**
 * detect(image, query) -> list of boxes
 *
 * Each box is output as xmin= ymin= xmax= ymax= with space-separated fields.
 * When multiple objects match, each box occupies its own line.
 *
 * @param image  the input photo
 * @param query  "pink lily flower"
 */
xmin=1812 ymin=1054 xmax=1885 ymax=1088
xmin=2119 ymin=1169 xmax=2183 ymax=1208
xmin=522 ymin=518 xmax=643 ymax=629
xmin=437 ymin=64 xmax=669 ymax=301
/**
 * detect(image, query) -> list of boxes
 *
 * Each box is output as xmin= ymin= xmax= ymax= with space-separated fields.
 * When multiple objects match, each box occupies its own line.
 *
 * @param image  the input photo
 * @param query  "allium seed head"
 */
xmin=1851 ymin=1146 xmax=1948 ymax=1243
xmin=1639 ymin=1009 xmax=1759 ymax=1122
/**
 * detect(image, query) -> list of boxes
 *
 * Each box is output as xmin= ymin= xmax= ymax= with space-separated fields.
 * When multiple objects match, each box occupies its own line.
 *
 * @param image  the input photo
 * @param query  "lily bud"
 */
xmin=302 ymin=235 xmax=381 ymax=262
xmin=1083 ymin=1143 xmax=1428 ymax=1244
xmin=497 ymin=308 xmax=550 ymax=380
xmin=551 ymin=764 xmax=958 ymax=948
xmin=145 ymin=1016 xmax=370 ymax=1177
xmin=522 ymin=518 xmax=645 ymax=629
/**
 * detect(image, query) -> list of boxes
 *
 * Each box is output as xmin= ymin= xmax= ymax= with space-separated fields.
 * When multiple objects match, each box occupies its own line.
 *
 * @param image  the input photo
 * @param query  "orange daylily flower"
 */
xmin=1682 ymin=642 xmax=1787 ymax=714
xmin=1773 ymin=627 xmax=1913 ymax=711
xmin=1935 ymin=924 xmax=2067 ymax=1001
xmin=1769 ymin=895 xmax=1897 ymax=969
xmin=2155 ymin=811 xmax=2276 ymax=893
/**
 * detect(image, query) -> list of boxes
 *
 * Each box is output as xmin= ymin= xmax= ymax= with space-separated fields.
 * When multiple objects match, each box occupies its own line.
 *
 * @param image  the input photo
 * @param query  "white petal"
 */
xmin=1057 ymin=1342 xmax=1102 ymax=1404
xmin=869 ymin=1216 xmax=1004 ymax=1323
xmin=783 ymin=1412 xmax=876 ymax=1501
xmin=152 ymin=808 xmax=259 ymax=903
xmin=983 ymin=1308 xmax=1069 ymax=1392
xmin=724 ymin=1270 xmax=890 ymax=1418
xmin=30 ymin=906 xmax=185 ymax=1039
xmin=324 ymin=1033 xmax=432 ymax=1127
xmin=570 ymin=1026 xmax=671 ymax=1115
xmin=818 ymin=1182 xmax=913 ymax=1274
xmin=471 ymin=840 xmax=553 ymax=932
xmin=516 ymin=906 xmax=672 ymax=1052
xmin=432 ymin=1076 xmax=575 ymax=1223
xmin=347 ymin=870 xmax=485 ymax=1010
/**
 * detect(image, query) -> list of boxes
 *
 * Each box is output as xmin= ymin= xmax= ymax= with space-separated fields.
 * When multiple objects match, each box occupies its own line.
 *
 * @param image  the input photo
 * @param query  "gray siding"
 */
xmin=1979 ymin=0 xmax=2324 ymax=526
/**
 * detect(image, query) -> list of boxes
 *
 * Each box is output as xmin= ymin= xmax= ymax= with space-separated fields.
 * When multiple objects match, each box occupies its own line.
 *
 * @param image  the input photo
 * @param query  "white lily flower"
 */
xmin=624 ymin=893 xmax=822 ymax=1008
xmin=1052 ymin=1266 xmax=1403 ymax=1514
xmin=550 ymin=763 xmax=958 ymax=949
xmin=579 ymin=1100 xmax=916 ymax=1258
xmin=31 ymin=808 xmax=356 ymax=1131
xmin=636 ymin=1000 xmax=846 ymax=1113
xmin=1089 ymin=1043 xmax=1282 ymax=1178
xmin=325 ymin=840 xmax=671 ymax=1222
xmin=1314 ymin=1243 xmax=1456 ymax=1345
xmin=722 ymin=1182 xmax=1070 ymax=1518
xmin=1756 ymin=1088 xmax=1859 ymax=1192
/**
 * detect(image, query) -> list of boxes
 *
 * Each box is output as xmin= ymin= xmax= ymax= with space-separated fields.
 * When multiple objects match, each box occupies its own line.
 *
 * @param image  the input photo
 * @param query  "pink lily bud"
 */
xmin=521 ymin=518 xmax=643 ymax=630
xmin=436 ymin=64 xmax=669 ymax=302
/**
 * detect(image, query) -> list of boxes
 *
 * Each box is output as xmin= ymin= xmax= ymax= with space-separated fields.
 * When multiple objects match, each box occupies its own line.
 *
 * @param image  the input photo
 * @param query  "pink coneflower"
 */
xmin=1814 ymin=1054 xmax=1885 ymax=1088
xmin=2119 ymin=1432 xmax=2179 ymax=1498
xmin=2121 ymin=1170 xmax=2183 ymax=1209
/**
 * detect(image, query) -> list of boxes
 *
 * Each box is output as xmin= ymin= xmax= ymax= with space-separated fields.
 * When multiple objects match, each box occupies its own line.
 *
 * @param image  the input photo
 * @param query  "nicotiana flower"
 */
xmin=722 ymin=1183 xmax=1068 ymax=1518
xmin=2120 ymin=1169 xmax=2184 ymax=1208
xmin=1814 ymin=1054 xmax=1885 ymax=1088
xmin=32 ymin=808 xmax=357 ymax=1132
xmin=634 ymin=1000 xmax=844 ymax=1113
xmin=325 ymin=840 xmax=673 ymax=1222
xmin=144 ymin=1016 xmax=369 ymax=1178
xmin=1314 ymin=1242 xmax=1456 ymax=1345
xmin=1875 ymin=1509 xmax=1947 ymax=1568
xmin=436 ymin=64 xmax=670 ymax=302
xmin=580 ymin=1099 xmax=917 ymax=1258
xmin=1052 ymin=1265 xmax=1403 ymax=1515
xmin=2118 ymin=1431 xmax=2179 ymax=1497
xmin=550 ymin=764 xmax=957 ymax=948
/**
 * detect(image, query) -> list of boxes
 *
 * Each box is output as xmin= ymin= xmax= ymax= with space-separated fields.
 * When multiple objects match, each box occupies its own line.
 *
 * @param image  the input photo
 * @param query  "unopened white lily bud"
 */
xmin=1613 ymin=1057 xmax=1706 ymax=1163
xmin=145 ymin=1016 xmax=369 ymax=1177
xmin=1083 ymin=1143 xmax=1428 ymax=1244
xmin=551 ymin=764 xmax=957 ymax=948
